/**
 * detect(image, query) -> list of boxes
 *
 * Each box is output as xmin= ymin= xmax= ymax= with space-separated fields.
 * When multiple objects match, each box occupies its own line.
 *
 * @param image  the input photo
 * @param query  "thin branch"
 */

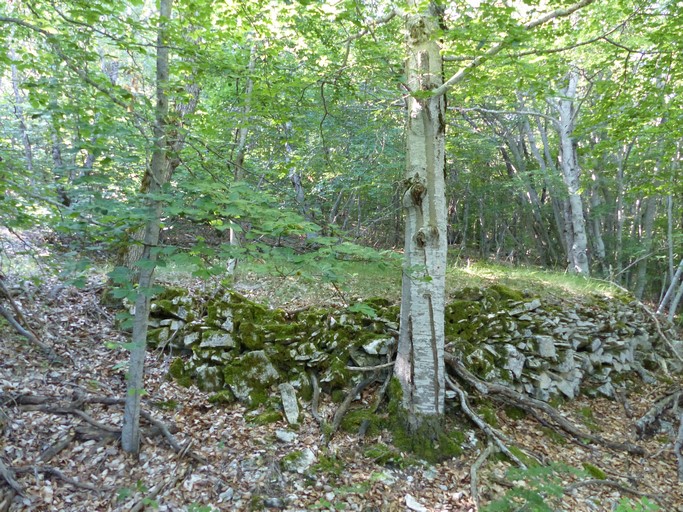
xmin=452 ymin=106 xmax=559 ymax=125
xmin=434 ymin=0 xmax=596 ymax=98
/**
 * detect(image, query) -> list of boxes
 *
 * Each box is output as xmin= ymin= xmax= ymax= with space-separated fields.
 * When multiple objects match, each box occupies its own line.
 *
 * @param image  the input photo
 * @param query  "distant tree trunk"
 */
xmin=395 ymin=2 xmax=447 ymax=427
xmin=589 ymin=172 xmax=606 ymax=274
xmin=531 ymin=116 xmax=567 ymax=259
xmin=9 ymin=47 xmax=34 ymax=181
xmin=658 ymin=258 xmax=683 ymax=315
xmin=633 ymin=193 xmax=657 ymax=299
xmin=613 ymin=143 xmax=632 ymax=282
xmin=121 ymin=0 xmax=173 ymax=455
xmin=554 ymin=69 xmax=589 ymax=274
xmin=227 ymin=45 xmax=256 ymax=275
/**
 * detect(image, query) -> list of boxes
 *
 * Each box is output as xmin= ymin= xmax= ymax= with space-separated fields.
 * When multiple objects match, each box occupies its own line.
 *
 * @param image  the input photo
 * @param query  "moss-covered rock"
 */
xmin=223 ymin=350 xmax=281 ymax=406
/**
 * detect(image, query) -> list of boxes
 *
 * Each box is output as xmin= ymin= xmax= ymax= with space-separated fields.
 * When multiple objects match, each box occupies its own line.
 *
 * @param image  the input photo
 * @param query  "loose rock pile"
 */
xmin=148 ymin=285 xmax=676 ymax=408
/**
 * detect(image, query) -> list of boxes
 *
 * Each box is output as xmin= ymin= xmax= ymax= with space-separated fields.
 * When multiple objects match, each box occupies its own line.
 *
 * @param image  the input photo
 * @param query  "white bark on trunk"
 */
xmin=395 ymin=3 xmax=447 ymax=422
xmin=555 ymin=70 xmax=589 ymax=275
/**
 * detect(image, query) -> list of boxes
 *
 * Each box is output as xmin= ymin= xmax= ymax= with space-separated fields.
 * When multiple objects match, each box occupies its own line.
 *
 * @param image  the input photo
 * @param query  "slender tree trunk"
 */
xmin=121 ymin=0 xmax=173 ymax=455
xmin=227 ymin=45 xmax=257 ymax=275
xmin=532 ymin=116 xmax=567 ymax=259
xmin=658 ymin=259 xmax=683 ymax=315
xmin=613 ymin=143 xmax=632 ymax=281
xmin=555 ymin=69 xmax=589 ymax=274
xmin=634 ymin=194 xmax=657 ymax=299
xmin=395 ymin=2 xmax=447 ymax=426
xmin=589 ymin=172 xmax=606 ymax=274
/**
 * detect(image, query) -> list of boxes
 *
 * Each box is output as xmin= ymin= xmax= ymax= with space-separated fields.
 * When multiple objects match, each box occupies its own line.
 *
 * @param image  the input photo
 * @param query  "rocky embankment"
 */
xmin=146 ymin=285 xmax=677 ymax=412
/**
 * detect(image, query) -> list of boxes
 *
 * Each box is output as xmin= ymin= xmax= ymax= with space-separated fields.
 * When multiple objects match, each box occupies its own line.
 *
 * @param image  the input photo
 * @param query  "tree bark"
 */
xmin=121 ymin=0 xmax=173 ymax=455
xmin=395 ymin=2 xmax=447 ymax=424
xmin=554 ymin=69 xmax=589 ymax=274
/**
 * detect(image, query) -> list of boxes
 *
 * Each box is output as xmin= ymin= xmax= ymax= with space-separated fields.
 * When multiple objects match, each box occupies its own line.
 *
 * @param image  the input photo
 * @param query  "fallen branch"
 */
xmin=0 ymin=458 xmax=23 ymax=496
xmin=14 ymin=465 xmax=111 ymax=493
xmin=446 ymin=354 xmax=646 ymax=456
xmin=0 ymin=304 xmax=62 ymax=363
xmin=635 ymin=388 xmax=681 ymax=439
xmin=565 ymin=478 xmax=660 ymax=500
xmin=346 ymin=361 xmax=395 ymax=372
xmin=470 ymin=441 xmax=494 ymax=510
xmin=637 ymin=301 xmax=683 ymax=364
xmin=139 ymin=410 xmax=207 ymax=465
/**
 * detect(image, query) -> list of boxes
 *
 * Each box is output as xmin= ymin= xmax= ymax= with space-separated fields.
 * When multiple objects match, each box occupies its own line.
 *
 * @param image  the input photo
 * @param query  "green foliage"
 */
xmin=614 ymin=497 xmax=660 ymax=512
xmin=481 ymin=463 xmax=581 ymax=512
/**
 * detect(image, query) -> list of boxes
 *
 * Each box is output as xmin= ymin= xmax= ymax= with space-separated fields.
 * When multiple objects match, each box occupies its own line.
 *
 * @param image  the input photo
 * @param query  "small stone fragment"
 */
xmin=405 ymin=494 xmax=428 ymax=512
xmin=275 ymin=429 xmax=298 ymax=443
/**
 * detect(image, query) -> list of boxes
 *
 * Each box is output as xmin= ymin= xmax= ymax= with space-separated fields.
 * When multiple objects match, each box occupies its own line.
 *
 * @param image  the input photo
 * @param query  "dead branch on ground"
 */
xmin=445 ymin=354 xmax=646 ymax=456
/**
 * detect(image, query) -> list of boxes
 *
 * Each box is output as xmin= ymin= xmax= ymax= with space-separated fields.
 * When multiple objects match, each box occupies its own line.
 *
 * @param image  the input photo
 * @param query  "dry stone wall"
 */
xmin=148 ymin=285 xmax=674 ymax=407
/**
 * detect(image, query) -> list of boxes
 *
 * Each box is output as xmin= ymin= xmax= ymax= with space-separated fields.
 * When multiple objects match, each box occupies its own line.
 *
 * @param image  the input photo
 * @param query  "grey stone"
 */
xmin=281 ymin=448 xmax=315 ymax=474
xmin=536 ymin=335 xmax=556 ymax=358
xmin=183 ymin=331 xmax=200 ymax=346
xmin=503 ymin=345 xmax=525 ymax=379
xmin=363 ymin=338 xmax=390 ymax=355
xmin=405 ymin=494 xmax=428 ymax=512
xmin=200 ymin=330 xmax=236 ymax=348
xmin=276 ymin=429 xmax=298 ymax=443
xmin=279 ymin=383 xmax=300 ymax=425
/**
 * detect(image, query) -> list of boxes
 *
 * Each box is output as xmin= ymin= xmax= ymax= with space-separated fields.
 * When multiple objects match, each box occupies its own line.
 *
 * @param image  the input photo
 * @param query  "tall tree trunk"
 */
xmin=555 ymin=69 xmax=589 ymax=274
xmin=395 ymin=2 xmax=447 ymax=426
xmin=121 ymin=0 xmax=173 ymax=455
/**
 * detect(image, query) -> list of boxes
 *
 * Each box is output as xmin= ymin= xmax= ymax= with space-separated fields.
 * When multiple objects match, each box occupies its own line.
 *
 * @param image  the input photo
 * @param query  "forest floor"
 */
xmin=1 ymin=240 xmax=683 ymax=510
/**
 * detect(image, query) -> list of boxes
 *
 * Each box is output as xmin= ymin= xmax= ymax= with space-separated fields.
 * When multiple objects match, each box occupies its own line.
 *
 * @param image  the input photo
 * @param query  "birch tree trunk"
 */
xmin=554 ymin=70 xmax=589 ymax=274
xmin=395 ymin=2 xmax=447 ymax=426
xmin=121 ymin=0 xmax=173 ymax=455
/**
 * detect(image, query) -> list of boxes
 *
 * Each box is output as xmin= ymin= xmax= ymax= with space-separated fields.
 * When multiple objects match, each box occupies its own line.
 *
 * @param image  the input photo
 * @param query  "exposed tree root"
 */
xmin=445 ymin=375 xmax=528 ymax=469
xmin=308 ymin=370 xmax=324 ymax=426
xmin=675 ymin=412 xmax=683 ymax=482
xmin=325 ymin=376 xmax=376 ymax=445
xmin=0 ymin=458 xmax=23 ymax=496
xmin=445 ymin=354 xmax=646 ymax=456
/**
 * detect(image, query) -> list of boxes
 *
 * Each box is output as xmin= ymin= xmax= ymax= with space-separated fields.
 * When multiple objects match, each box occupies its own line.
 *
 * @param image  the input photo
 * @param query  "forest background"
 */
xmin=1 ymin=0 xmax=681 ymax=307
xmin=1 ymin=0 xmax=683 ymax=510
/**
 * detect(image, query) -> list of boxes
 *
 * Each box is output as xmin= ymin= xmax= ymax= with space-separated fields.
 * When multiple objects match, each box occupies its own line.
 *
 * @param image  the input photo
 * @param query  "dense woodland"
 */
xmin=1 ymin=0 xmax=683 ymax=510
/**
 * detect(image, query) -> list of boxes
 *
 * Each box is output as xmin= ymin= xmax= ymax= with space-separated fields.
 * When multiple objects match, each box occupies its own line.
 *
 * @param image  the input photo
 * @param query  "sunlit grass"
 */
xmin=448 ymin=260 xmax=624 ymax=299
